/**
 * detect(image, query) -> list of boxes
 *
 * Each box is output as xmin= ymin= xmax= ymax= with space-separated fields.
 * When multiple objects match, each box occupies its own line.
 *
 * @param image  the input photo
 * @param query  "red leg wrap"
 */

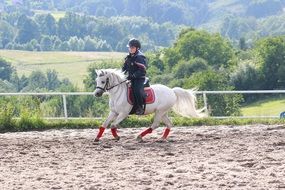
xmin=96 ymin=126 xmax=105 ymax=139
xmin=162 ymin=128 xmax=170 ymax=139
xmin=140 ymin=128 xmax=153 ymax=137
xmin=111 ymin=128 xmax=119 ymax=138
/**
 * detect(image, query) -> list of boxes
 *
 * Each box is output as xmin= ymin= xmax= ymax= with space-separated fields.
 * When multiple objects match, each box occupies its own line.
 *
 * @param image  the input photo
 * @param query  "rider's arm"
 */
xmin=133 ymin=55 xmax=147 ymax=78
xmin=122 ymin=55 xmax=131 ymax=74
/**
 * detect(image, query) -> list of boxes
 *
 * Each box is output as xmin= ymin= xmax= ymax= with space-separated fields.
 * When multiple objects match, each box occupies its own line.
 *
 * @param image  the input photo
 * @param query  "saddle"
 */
xmin=127 ymin=78 xmax=155 ymax=115
xmin=127 ymin=87 xmax=155 ymax=105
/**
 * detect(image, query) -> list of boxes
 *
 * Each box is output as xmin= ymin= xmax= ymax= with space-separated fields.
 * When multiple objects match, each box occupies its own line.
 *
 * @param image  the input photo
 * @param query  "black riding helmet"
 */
xmin=127 ymin=38 xmax=141 ymax=49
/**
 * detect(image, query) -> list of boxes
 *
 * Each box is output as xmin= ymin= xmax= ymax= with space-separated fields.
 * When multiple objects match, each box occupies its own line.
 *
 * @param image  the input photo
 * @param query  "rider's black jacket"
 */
xmin=122 ymin=50 xmax=147 ymax=79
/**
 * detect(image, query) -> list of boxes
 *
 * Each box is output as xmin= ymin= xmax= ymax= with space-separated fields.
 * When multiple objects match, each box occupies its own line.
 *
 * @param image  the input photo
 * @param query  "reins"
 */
xmin=96 ymin=77 xmax=127 ymax=92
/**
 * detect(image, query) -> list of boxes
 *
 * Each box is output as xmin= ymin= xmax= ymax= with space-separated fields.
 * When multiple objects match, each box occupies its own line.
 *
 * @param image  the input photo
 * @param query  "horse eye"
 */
xmin=101 ymin=81 xmax=105 ymax=84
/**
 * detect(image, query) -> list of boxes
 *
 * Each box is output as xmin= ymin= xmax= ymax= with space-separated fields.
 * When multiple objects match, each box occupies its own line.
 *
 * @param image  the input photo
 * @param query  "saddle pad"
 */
xmin=127 ymin=87 xmax=155 ymax=105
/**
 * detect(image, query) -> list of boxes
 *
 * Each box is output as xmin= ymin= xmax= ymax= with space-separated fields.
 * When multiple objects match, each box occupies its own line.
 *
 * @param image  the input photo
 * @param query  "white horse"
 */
xmin=93 ymin=69 xmax=206 ymax=142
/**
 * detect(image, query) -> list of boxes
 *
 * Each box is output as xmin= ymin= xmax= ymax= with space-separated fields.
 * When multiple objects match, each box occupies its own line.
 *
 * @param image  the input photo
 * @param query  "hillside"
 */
xmin=0 ymin=50 xmax=125 ymax=86
xmin=1 ymin=0 xmax=285 ymax=51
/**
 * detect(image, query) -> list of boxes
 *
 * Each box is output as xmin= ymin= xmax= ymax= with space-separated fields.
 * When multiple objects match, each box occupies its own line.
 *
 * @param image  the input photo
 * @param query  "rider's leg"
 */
xmin=94 ymin=111 xmax=118 ymax=141
xmin=132 ymin=79 xmax=145 ymax=114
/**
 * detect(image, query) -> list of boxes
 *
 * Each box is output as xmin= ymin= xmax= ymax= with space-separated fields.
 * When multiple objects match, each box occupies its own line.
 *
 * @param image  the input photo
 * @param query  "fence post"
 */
xmin=62 ymin=94 xmax=68 ymax=121
xmin=202 ymin=92 xmax=208 ymax=115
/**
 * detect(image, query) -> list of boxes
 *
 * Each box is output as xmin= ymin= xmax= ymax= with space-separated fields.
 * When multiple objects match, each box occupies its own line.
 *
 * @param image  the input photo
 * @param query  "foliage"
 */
xmin=0 ymin=57 xmax=14 ymax=81
xmin=1 ymin=116 xmax=285 ymax=133
xmin=255 ymin=36 xmax=285 ymax=89
xmin=0 ymin=96 xmax=44 ymax=132
xmin=230 ymin=61 xmax=262 ymax=90
xmin=0 ymin=102 xmax=15 ymax=132
xmin=173 ymin=58 xmax=209 ymax=79
xmin=1 ymin=0 xmax=285 ymax=51
xmin=15 ymin=14 xmax=40 ymax=44
xmin=0 ymin=11 xmax=179 ymax=51
xmin=183 ymin=70 xmax=243 ymax=116
xmin=165 ymin=28 xmax=235 ymax=69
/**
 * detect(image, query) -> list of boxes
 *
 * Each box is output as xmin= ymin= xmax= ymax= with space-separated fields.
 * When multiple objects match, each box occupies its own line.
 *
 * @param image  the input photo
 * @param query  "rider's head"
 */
xmin=127 ymin=38 xmax=141 ymax=54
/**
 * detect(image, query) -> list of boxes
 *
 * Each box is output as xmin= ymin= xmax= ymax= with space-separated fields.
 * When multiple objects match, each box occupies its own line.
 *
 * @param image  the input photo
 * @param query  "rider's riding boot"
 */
xmin=136 ymin=106 xmax=144 ymax=115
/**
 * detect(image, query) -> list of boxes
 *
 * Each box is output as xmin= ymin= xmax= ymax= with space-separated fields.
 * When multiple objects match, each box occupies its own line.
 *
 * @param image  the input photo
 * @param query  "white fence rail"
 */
xmin=1 ymin=90 xmax=285 ymax=120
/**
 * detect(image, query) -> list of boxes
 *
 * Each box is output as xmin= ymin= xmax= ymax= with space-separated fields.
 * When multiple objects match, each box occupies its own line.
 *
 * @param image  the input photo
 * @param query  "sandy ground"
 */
xmin=0 ymin=125 xmax=285 ymax=190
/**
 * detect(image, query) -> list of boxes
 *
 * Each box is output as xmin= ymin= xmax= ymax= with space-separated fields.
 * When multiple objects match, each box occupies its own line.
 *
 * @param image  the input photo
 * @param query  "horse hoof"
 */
xmin=114 ymin=136 xmax=120 ymax=141
xmin=136 ymin=135 xmax=143 ymax=143
xmin=94 ymin=138 xmax=100 ymax=142
xmin=156 ymin=138 xmax=167 ymax=143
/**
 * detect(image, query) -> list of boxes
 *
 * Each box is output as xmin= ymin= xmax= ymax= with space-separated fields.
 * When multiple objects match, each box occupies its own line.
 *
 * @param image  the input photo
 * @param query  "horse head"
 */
xmin=94 ymin=69 xmax=126 ymax=97
xmin=94 ymin=70 xmax=110 ymax=97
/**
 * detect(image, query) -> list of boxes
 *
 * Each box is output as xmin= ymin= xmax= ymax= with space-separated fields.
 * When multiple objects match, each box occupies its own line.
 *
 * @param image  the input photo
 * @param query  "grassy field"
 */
xmin=0 ymin=50 xmax=125 ymax=87
xmin=34 ymin=10 xmax=66 ymax=21
xmin=241 ymin=97 xmax=285 ymax=117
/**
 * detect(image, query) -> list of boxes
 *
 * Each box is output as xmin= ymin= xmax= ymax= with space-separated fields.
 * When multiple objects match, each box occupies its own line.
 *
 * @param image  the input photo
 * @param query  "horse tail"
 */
xmin=172 ymin=87 xmax=207 ymax=118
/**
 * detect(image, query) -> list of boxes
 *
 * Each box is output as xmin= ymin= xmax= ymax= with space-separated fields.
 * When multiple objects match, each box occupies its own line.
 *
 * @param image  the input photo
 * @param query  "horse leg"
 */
xmin=161 ymin=114 xmax=172 ymax=140
xmin=110 ymin=112 xmax=129 ymax=141
xmin=137 ymin=110 xmax=165 ymax=142
xmin=94 ymin=111 xmax=118 ymax=142
xmin=110 ymin=124 xmax=120 ymax=141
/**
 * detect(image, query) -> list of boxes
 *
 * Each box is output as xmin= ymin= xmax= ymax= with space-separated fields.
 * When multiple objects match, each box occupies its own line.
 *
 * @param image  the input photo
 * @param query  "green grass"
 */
xmin=34 ymin=10 xmax=66 ymax=21
xmin=241 ymin=97 xmax=285 ymax=117
xmin=0 ymin=50 xmax=125 ymax=87
xmin=1 ymin=117 xmax=285 ymax=133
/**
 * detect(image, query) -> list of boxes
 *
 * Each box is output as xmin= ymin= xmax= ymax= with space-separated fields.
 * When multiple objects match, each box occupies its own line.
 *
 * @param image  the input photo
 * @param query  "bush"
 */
xmin=184 ymin=70 xmax=243 ymax=116
xmin=173 ymin=57 xmax=209 ymax=79
xmin=0 ymin=102 xmax=15 ymax=132
xmin=16 ymin=107 xmax=44 ymax=131
xmin=15 ymin=97 xmax=44 ymax=131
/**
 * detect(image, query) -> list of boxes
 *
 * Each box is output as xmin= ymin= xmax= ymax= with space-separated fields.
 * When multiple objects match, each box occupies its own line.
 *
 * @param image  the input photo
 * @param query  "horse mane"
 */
xmin=97 ymin=69 xmax=126 ymax=80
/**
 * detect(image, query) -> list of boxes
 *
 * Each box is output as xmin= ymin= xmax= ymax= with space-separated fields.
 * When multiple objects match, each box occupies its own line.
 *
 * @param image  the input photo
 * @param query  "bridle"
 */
xmin=96 ymin=77 xmax=127 ymax=92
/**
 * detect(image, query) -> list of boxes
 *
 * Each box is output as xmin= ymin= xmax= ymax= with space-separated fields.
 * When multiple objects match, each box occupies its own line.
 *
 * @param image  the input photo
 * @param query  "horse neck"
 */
xmin=108 ymin=73 xmax=127 ymax=99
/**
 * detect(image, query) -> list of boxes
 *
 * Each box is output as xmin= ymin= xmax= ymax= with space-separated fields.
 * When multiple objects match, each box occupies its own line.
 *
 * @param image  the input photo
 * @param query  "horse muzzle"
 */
xmin=94 ymin=89 xmax=104 ymax=97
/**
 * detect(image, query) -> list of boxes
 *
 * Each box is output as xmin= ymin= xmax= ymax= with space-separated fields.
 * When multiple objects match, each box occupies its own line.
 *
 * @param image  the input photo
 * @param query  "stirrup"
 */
xmin=135 ymin=108 xmax=144 ymax=115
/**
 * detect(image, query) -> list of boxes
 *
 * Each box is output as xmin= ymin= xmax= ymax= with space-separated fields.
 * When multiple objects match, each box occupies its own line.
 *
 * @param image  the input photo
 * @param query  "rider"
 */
xmin=122 ymin=38 xmax=147 ymax=115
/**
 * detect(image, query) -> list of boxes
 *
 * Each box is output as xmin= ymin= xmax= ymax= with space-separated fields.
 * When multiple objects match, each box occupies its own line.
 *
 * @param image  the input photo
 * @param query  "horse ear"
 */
xmin=105 ymin=71 xmax=111 ymax=77
xmin=99 ymin=70 xmax=105 ymax=77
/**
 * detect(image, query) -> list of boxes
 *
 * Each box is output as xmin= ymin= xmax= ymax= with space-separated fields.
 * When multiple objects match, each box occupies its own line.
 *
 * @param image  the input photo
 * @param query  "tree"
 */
xmin=57 ymin=12 xmax=88 ymax=40
xmin=46 ymin=70 xmax=61 ymax=90
xmin=40 ymin=36 xmax=53 ymax=51
xmin=183 ymin=70 xmax=242 ymax=116
xmin=35 ymin=14 xmax=57 ymax=36
xmin=57 ymin=18 xmax=68 ymax=41
xmin=16 ymin=15 xmax=40 ymax=44
xmin=10 ymin=73 xmax=28 ymax=92
xmin=230 ymin=61 xmax=262 ymax=90
xmin=59 ymin=41 xmax=70 ymax=51
xmin=26 ymin=70 xmax=47 ymax=91
xmin=68 ymin=36 xmax=84 ymax=51
xmin=0 ymin=58 xmax=14 ymax=81
xmin=255 ymin=36 xmax=285 ymax=89
xmin=239 ymin=37 xmax=247 ymax=50
xmin=0 ymin=80 xmax=16 ymax=93
xmin=28 ymin=39 xmax=41 ymax=51
xmin=167 ymin=28 xmax=235 ymax=69
xmin=0 ymin=21 xmax=15 ymax=48
xmin=147 ymin=52 xmax=165 ymax=77
xmin=173 ymin=58 xmax=209 ymax=79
